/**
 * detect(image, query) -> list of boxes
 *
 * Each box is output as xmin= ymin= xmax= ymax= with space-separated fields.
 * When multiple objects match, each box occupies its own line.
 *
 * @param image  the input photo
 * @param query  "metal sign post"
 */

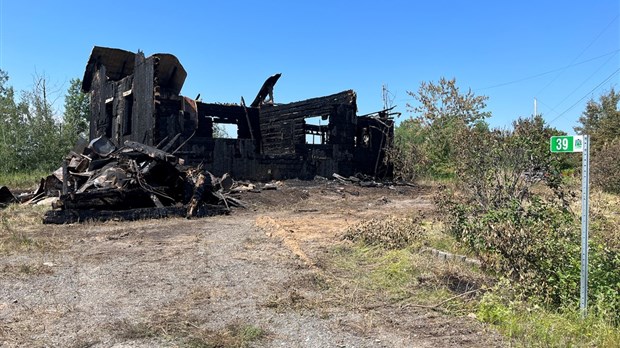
xmin=580 ymin=135 xmax=590 ymax=316
xmin=550 ymin=134 xmax=589 ymax=316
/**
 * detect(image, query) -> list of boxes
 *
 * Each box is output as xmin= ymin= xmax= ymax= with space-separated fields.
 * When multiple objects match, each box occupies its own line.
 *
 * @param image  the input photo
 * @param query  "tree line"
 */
xmin=0 ymin=70 xmax=89 ymax=174
xmin=392 ymin=77 xmax=620 ymax=194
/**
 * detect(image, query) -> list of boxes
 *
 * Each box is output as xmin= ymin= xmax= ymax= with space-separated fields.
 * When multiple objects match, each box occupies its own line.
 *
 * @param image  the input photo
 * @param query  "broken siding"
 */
xmin=132 ymin=53 xmax=155 ymax=145
xmin=259 ymin=90 xmax=356 ymax=155
xmin=197 ymin=103 xmax=260 ymax=141
xmin=89 ymin=66 xmax=117 ymax=140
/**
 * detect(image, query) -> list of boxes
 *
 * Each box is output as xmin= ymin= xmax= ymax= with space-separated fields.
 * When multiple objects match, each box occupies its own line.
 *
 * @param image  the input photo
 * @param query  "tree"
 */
xmin=403 ymin=77 xmax=491 ymax=177
xmin=0 ymin=72 xmax=92 ymax=175
xmin=61 ymin=78 xmax=90 ymax=149
xmin=0 ymin=70 xmax=29 ymax=173
xmin=20 ymin=74 xmax=64 ymax=170
xmin=576 ymin=89 xmax=620 ymax=193
xmin=213 ymin=123 xmax=229 ymax=138
xmin=575 ymin=88 xmax=620 ymax=151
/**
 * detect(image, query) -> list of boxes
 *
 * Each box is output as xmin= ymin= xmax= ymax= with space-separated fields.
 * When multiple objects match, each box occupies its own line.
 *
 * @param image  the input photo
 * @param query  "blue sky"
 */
xmin=0 ymin=0 xmax=618 ymax=133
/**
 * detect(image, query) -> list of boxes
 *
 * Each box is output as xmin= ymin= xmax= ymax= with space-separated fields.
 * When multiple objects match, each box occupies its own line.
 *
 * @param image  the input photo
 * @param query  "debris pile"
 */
xmin=23 ymin=136 xmax=242 ymax=224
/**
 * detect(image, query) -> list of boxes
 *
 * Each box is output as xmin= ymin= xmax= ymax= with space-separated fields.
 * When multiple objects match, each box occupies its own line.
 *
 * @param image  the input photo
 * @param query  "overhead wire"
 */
xmin=541 ymin=50 xmax=619 ymax=116
xmin=548 ymin=68 xmax=620 ymax=125
xmin=536 ymin=14 xmax=619 ymax=96
xmin=475 ymin=49 xmax=620 ymax=91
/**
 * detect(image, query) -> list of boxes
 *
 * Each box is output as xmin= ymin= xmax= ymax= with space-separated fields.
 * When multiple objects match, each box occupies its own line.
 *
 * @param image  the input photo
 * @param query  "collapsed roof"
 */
xmin=82 ymin=46 xmax=187 ymax=95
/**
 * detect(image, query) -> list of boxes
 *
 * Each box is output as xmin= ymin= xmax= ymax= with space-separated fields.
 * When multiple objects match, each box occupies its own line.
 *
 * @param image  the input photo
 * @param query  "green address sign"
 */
xmin=550 ymin=135 xmax=584 ymax=153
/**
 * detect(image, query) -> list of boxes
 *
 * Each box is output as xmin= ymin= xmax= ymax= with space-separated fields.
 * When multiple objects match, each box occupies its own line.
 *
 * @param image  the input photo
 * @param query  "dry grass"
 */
xmin=0 ymin=204 xmax=63 ymax=254
xmin=112 ymin=287 xmax=267 ymax=347
xmin=1 ymin=262 xmax=55 ymax=277
xmin=343 ymin=216 xmax=424 ymax=249
xmin=115 ymin=317 xmax=266 ymax=348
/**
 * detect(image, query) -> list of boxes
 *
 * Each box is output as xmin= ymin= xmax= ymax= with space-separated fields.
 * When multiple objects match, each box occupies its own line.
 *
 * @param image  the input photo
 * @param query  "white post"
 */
xmin=580 ymin=135 xmax=590 ymax=316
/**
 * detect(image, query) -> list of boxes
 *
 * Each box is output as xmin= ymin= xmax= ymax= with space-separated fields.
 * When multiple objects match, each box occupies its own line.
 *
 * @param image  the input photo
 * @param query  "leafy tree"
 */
xmin=408 ymin=77 xmax=491 ymax=127
xmin=61 ymin=78 xmax=90 ymax=149
xmin=213 ymin=123 xmax=229 ymax=138
xmin=20 ymin=75 xmax=64 ymax=170
xmin=0 ymin=72 xmax=95 ymax=176
xmin=404 ymin=77 xmax=491 ymax=177
xmin=388 ymin=118 xmax=427 ymax=181
xmin=0 ymin=70 xmax=29 ymax=173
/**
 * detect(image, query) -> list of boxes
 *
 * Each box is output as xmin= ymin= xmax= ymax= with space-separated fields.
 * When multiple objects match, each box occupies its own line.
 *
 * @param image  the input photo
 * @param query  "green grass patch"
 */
xmin=325 ymin=242 xmax=486 ymax=312
xmin=0 ymin=170 xmax=47 ymax=190
xmin=419 ymin=221 xmax=474 ymax=257
xmin=477 ymin=288 xmax=620 ymax=347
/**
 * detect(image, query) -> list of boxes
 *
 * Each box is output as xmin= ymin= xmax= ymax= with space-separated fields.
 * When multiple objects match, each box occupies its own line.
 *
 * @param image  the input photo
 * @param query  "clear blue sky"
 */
xmin=1 ymin=0 xmax=618 ymax=133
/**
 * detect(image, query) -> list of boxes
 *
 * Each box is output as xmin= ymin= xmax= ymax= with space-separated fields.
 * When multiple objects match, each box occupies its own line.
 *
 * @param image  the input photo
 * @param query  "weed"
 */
xmin=323 ymin=242 xmax=487 ymax=313
xmin=477 ymin=285 xmax=620 ymax=347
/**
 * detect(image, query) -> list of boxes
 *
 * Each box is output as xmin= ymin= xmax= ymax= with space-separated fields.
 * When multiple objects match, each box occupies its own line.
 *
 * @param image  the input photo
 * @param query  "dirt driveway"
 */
xmin=0 ymin=180 xmax=504 ymax=347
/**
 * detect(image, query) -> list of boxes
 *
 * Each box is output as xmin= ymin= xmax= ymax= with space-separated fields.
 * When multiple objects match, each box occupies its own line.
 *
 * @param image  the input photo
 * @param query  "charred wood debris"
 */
xmin=1 ymin=136 xmax=250 ymax=224
xmin=0 ymin=138 xmax=411 ymax=225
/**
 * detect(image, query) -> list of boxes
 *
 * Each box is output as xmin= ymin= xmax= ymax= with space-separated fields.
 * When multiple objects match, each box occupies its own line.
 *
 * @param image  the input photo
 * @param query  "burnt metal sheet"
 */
xmin=89 ymin=136 xmax=117 ymax=157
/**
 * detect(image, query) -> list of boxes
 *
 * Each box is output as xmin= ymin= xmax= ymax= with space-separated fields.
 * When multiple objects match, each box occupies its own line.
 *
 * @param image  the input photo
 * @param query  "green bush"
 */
xmin=439 ymin=115 xmax=620 ymax=323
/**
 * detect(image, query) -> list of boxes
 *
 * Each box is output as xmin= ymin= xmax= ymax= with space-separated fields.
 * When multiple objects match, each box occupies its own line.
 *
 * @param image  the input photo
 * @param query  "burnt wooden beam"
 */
xmin=124 ymin=140 xmax=184 ymax=165
xmin=250 ymin=73 xmax=282 ymax=108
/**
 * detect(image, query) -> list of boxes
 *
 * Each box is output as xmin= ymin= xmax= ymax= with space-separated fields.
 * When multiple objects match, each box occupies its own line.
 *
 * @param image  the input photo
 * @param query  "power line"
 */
xmin=548 ymin=68 xmax=620 ymax=125
xmin=541 ymin=50 xmax=619 ymax=115
xmin=536 ymin=14 xmax=619 ymax=96
xmin=475 ymin=49 xmax=620 ymax=91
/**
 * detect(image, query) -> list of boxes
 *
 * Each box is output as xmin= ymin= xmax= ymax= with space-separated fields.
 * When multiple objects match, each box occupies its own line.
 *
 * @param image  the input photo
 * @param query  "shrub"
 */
xmin=591 ymin=140 xmax=620 ymax=194
xmin=439 ymin=115 xmax=620 ymax=322
xmin=343 ymin=217 xmax=423 ymax=249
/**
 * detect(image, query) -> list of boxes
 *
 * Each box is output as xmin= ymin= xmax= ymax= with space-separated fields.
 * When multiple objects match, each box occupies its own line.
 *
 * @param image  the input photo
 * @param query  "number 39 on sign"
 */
xmin=550 ymin=135 xmax=584 ymax=153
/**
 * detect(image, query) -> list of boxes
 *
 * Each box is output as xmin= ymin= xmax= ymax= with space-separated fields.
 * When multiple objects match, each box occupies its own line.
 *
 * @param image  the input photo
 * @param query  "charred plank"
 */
xmin=123 ymin=140 xmax=184 ymax=165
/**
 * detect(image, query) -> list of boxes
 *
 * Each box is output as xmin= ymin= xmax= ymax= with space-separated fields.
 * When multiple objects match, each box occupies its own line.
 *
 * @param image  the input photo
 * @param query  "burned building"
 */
xmin=82 ymin=46 xmax=393 ymax=180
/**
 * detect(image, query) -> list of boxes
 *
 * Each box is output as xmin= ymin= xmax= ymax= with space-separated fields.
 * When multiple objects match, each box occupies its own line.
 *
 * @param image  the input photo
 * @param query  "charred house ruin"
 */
xmin=82 ymin=46 xmax=394 ymax=180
